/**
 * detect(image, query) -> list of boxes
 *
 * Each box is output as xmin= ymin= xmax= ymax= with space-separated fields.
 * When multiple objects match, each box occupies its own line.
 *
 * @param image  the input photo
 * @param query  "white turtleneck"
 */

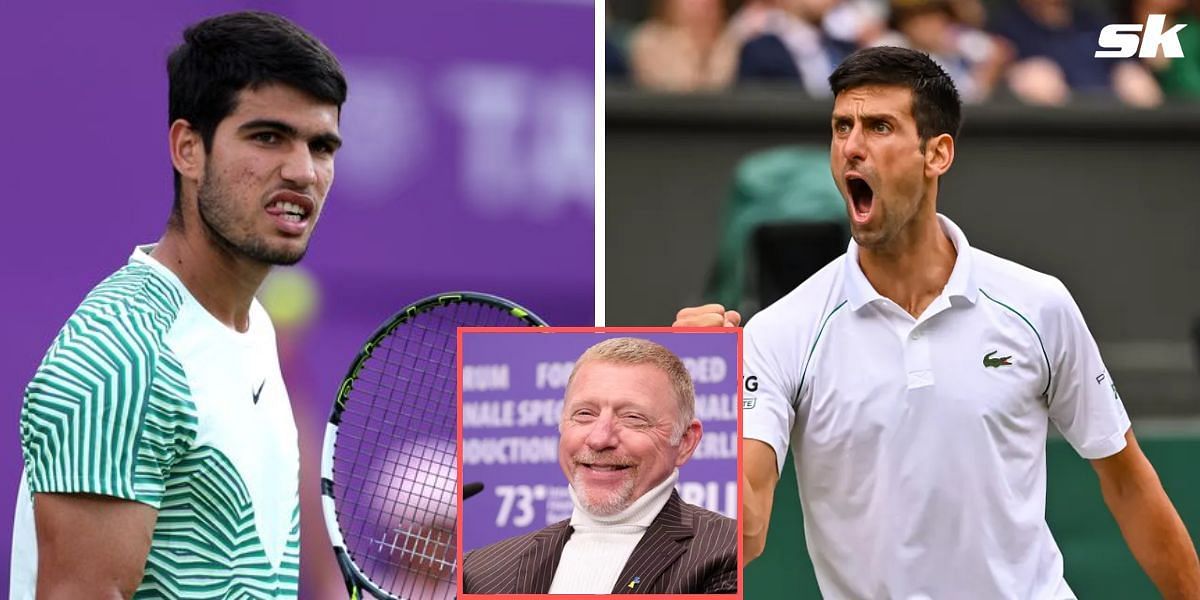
xmin=548 ymin=470 xmax=679 ymax=594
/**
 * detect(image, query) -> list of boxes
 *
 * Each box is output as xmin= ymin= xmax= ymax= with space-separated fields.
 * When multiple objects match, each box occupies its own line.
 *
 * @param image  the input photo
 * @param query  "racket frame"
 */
xmin=320 ymin=292 xmax=546 ymax=600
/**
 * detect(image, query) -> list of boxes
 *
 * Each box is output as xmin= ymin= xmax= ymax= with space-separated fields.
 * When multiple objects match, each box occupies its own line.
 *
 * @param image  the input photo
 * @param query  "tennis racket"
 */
xmin=321 ymin=292 xmax=547 ymax=600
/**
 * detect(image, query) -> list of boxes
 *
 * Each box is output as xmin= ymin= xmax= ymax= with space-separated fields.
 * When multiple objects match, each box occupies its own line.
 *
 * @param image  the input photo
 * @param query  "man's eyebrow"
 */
xmin=312 ymin=131 xmax=343 ymax=151
xmin=861 ymin=112 xmax=899 ymax=122
xmin=239 ymin=119 xmax=342 ymax=149
xmin=831 ymin=111 xmax=899 ymax=122
xmin=238 ymin=119 xmax=298 ymax=136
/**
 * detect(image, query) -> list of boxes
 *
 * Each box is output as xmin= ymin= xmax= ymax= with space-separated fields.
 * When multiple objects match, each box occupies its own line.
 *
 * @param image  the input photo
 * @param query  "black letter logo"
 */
xmin=744 ymin=376 xmax=758 ymax=392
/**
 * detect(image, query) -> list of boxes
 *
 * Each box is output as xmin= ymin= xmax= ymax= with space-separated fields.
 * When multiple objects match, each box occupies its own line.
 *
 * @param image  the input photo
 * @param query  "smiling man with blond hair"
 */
xmin=463 ymin=337 xmax=737 ymax=595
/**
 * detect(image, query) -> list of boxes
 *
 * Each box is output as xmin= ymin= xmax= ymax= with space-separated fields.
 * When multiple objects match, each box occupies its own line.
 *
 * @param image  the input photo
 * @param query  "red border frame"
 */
xmin=455 ymin=326 xmax=744 ymax=599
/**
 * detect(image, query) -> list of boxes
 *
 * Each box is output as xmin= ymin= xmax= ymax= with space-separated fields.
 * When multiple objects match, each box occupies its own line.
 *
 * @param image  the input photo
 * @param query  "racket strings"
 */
xmin=369 ymin=522 xmax=457 ymax=571
xmin=340 ymin=310 xmax=459 ymax=599
xmin=332 ymin=300 xmax=533 ymax=599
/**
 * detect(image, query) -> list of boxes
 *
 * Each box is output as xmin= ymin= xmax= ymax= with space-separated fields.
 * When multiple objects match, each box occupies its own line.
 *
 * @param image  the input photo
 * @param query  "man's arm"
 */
xmin=676 ymin=303 xmax=794 ymax=568
xmin=18 ymin=303 xmax=190 ymax=599
xmin=743 ymin=439 xmax=780 ymax=567
xmin=1092 ymin=429 xmax=1200 ymax=599
xmin=34 ymin=493 xmax=157 ymax=599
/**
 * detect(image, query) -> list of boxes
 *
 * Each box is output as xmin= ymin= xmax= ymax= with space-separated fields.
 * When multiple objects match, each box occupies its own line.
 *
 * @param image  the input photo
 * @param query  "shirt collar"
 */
xmin=129 ymin=244 xmax=189 ymax=297
xmin=843 ymin=213 xmax=978 ymax=311
xmin=569 ymin=469 xmax=679 ymax=529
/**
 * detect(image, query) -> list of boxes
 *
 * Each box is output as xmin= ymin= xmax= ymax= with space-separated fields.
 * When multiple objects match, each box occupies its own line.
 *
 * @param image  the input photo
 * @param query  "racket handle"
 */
xmin=464 ymin=482 xmax=485 ymax=500
xmin=334 ymin=549 xmax=361 ymax=599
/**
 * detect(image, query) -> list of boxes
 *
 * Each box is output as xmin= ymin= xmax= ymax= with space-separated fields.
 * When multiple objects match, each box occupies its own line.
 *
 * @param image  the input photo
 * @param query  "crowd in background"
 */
xmin=606 ymin=0 xmax=1200 ymax=105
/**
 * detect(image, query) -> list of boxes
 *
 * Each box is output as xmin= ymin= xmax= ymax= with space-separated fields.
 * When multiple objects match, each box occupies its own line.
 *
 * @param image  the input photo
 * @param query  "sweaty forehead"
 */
xmin=832 ymin=85 xmax=913 ymax=119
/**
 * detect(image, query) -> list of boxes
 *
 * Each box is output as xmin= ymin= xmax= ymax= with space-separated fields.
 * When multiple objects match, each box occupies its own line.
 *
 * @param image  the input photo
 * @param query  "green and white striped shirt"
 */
xmin=13 ymin=246 xmax=301 ymax=599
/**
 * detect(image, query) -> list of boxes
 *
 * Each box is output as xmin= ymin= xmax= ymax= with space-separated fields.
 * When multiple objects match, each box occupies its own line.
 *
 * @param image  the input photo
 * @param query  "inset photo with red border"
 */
xmin=456 ymin=327 xmax=742 ymax=598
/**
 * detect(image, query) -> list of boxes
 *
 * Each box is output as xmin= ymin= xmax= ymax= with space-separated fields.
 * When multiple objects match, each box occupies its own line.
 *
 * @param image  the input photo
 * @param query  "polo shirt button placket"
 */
xmin=906 ymin=327 xmax=935 ymax=389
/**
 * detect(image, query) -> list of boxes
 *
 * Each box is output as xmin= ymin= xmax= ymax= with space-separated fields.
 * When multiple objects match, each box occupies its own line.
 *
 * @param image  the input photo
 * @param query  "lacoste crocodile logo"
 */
xmin=983 ymin=351 xmax=1012 ymax=368
xmin=252 ymin=379 xmax=266 ymax=404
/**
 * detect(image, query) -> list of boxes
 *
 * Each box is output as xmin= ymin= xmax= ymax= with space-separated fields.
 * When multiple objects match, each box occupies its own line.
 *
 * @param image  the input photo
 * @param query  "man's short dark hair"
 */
xmin=828 ymin=46 xmax=961 ymax=145
xmin=166 ymin=11 xmax=348 ymax=211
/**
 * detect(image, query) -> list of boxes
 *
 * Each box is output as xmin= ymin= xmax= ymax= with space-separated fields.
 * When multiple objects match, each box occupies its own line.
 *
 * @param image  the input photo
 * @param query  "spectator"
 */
xmin=991 ymin=0 xmax=1163 ymax=106
xmin=736 ymin=0 xmax=861 ymax=95
xmin=628 ymin=0 xmax=738 ymax=92
xmin=608 ymin=36 xmax=631 ymax=79
xmin=947 ymin=0 xmax=989 ymax=29
xmin=728 ymin=0 xmax=783 ymax=43
xmin=608 ymin=1 xmax=632 ymax=80
xmin=825 ymin=0 xmax=890 ymax=47
xmin=1120 ymin=0 xmax=1200 ymax=99
xmin=875 ymin=0 xmax=1013 ymax=101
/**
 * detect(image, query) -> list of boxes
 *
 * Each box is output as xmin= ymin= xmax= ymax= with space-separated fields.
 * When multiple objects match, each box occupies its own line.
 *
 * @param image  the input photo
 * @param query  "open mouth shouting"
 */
xmin=845 ymin=172 xmax=874 ymax=224
xmin=266 ymin=191 xmax=315 ymax=235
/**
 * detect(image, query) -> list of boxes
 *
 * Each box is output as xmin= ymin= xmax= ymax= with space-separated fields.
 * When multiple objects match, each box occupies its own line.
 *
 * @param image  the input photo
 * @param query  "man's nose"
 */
xmin=584 ymin=413 xmax=619 ymax=451
xmin=841 ymin=124 xmax=866 ymax=164
xmin=281 ymin=145 xmax=317 ymax=187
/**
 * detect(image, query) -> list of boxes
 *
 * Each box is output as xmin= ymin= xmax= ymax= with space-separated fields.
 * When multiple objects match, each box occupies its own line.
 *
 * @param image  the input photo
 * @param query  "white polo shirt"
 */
xmin=743 ymin=214 xmax=1130 ymax=600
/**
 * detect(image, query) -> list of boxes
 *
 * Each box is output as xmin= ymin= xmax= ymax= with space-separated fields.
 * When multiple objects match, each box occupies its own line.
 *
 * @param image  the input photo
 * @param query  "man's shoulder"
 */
xmin=971 ymin=248 xmax=1075 ymax=314
xmin=21 ymin=260 xmax=199 ymax=503
xmin=678 ymin=498 xmax=735 ymax=523
xmin=676 ymin=499 xmax=738 ymax=540
xmin=28 ymin=261 xmax=190 ymax=400
xmin=83 ymin=260 xmax=185 ymax=316
xmin=64 ymin=262 xmax=187 ymax=344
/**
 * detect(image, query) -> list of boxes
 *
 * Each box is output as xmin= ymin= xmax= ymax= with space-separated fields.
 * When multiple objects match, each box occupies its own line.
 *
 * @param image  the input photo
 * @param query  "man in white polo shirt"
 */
xmin=675 ymin=46 xmax=1200 ymax=598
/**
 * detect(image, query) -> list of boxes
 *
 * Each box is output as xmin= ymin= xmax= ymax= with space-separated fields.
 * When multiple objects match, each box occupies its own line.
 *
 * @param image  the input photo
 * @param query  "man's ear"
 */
xmin=169 ymin=119 xmax=204 ymax=187
xmin=924 ymin=133 xmax=955 ymax=179
xmin=674 ymin=419 xmax=704 ymax=467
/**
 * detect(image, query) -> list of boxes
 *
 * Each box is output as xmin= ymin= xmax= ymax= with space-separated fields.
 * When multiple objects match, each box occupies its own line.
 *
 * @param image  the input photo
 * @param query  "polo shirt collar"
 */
xmin=843 ymin=213 xmax=979 ymax=311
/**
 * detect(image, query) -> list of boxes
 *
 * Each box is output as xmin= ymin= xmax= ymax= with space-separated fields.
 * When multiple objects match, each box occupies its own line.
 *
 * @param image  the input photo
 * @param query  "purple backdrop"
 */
xmin=0 ymin=1 xmax=592 ymax=596
xmin=461 ymin=331 xmax=739 ymax=553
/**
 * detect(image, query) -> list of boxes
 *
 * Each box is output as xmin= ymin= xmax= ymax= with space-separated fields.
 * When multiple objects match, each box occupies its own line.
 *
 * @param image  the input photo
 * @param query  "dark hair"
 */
xmin=166 ymin=11 xmax=348 ymax=210
xmin=828 ymin=46 xmax=961 ymax=144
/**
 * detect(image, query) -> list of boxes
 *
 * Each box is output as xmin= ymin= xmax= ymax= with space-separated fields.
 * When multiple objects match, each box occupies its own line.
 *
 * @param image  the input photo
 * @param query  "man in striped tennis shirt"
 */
xmin=11 ymin=11 xmax=345 ymax=599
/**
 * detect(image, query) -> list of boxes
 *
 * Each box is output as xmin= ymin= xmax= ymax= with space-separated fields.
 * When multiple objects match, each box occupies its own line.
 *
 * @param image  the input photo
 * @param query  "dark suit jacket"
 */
xmin=737 ymin=34 xmax=802 ymax=84
xmin=736 ymin=33 xmax=855 ymax=88
xmin=463 ymin=491 xmax=737 ymax=594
